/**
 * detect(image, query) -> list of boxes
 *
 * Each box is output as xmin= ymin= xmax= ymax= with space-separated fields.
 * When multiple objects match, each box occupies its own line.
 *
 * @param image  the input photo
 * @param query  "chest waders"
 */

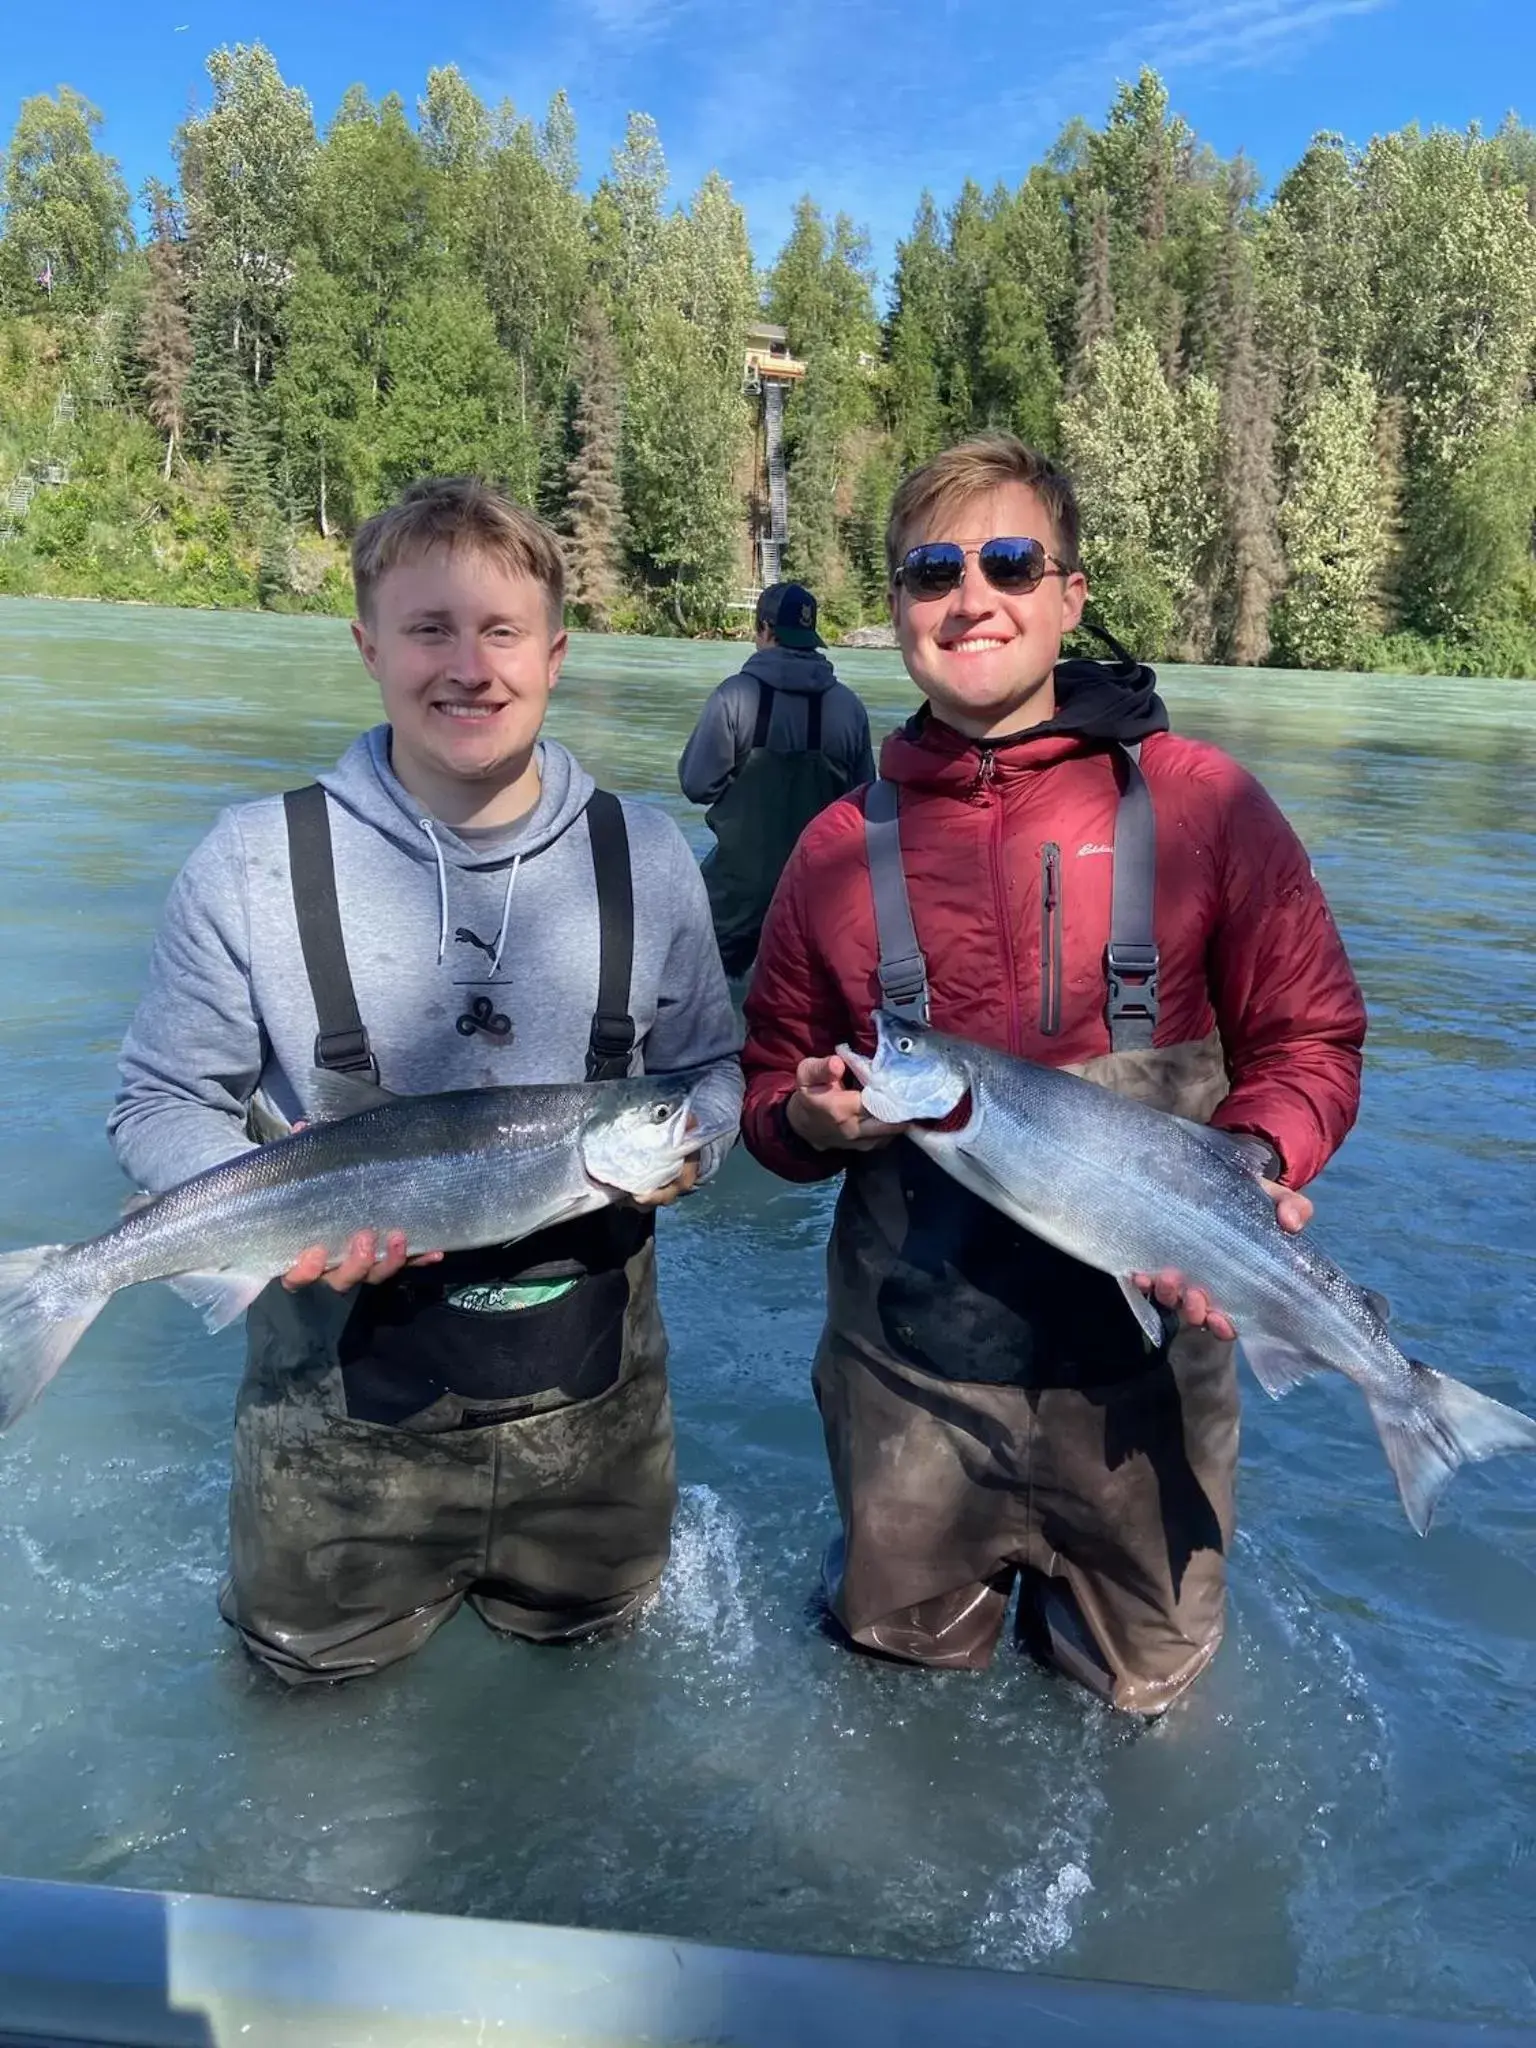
xmin=219 ymin=787 xmax=678 ymax=1685
xmin=818 ymin=747 xmax=1243 ymax=1715
xmin=703 ymin=683 xmax=853 ymax=976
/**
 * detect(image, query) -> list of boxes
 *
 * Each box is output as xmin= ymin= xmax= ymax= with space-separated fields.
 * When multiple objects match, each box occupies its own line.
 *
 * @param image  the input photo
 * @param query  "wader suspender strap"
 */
xmin=1106 ymin=741 xmax=1160 ymax=1052
xmin=862 ymin=779 xmax=931 ymax=1025
xmin=283 ymin=783 xmax=638 ymax=1087
xmin=861 ymin=742 xmax=1160 ymax=1046
xmin=751 ymin=681 xmax=824 ymax=752
xmin=283 ymin=784 xmax=380 ymax=1079
xmin=584 ymin=789 xmax=638 ymax=1082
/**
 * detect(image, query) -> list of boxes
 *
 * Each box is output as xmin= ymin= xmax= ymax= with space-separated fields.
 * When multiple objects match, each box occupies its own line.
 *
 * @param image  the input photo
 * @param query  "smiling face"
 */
xmin=351 ymin=544 xmax=567 ymax=827
xmin=889 ymin=482 xmax=1088 ymax=740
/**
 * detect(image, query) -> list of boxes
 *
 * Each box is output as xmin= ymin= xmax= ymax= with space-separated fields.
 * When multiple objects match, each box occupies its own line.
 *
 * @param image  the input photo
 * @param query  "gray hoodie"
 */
xmin=110 ymin=728 xmax=743 ymax=1196
xmin=677 ymin=646 xmax=875 ymax=808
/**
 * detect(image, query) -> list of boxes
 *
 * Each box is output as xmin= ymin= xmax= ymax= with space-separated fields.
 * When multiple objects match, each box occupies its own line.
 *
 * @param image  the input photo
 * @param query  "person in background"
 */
xmin=679 ymin=581 xmax=874 ymax=977
xmin=740 ymin=435 xmax=1366 ymax=1715
xmin=111 ymin=476 xmax=742 ymax=1685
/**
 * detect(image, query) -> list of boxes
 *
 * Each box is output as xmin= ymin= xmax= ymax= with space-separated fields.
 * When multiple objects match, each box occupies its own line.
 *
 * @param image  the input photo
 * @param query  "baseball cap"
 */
xmin=756 ymin=581 xmax=824 ymax=649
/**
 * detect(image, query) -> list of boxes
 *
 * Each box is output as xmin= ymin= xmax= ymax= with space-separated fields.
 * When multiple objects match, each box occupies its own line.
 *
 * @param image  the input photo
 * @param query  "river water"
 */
xmin=0 ymin=596 xmax=1532 ymax=2024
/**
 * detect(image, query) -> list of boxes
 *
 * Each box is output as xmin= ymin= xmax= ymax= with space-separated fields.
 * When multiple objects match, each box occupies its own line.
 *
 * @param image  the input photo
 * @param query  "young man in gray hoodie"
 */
xmin=110 ymin=476 xmax=743 ymax=1685
xmin=679 ymin=582 xmax=874 ymax=975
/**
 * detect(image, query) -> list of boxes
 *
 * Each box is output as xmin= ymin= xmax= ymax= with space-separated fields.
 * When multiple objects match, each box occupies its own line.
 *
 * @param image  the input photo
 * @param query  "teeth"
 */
xmin=949 ymin=638 xmax=1007 ymax=653
xmin=436 ymin=704 xmax=501 ymax=718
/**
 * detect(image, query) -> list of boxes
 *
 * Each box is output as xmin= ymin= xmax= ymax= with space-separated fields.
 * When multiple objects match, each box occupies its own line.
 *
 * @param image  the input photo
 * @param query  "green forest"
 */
xmin=1 ymin=49 xmax=1535 ymax=674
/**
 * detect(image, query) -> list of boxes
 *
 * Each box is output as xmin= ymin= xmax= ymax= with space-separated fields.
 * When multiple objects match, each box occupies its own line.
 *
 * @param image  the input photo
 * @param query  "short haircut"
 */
xmin=351 ymin=476 xmax=566 ymax=624
xmin=886 ymin=434 xmax=1083 ymax=580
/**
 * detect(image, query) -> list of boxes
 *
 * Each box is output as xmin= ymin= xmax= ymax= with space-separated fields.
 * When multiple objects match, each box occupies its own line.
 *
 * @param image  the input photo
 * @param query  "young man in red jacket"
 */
xmin=741 ymin=434 xmax=1367 ymax=1714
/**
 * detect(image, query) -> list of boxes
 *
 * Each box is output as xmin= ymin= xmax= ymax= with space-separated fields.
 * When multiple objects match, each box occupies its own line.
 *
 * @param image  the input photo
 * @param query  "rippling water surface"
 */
xmin=0 ymin=598 xmax=1532 ymax=2022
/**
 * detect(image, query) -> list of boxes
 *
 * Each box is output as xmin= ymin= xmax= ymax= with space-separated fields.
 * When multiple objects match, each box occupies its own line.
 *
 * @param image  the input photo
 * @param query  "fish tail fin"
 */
xmin=0 ymin=1248 xmax=107 ymax=1432
xmin=1367 ymin=1360 xmax=1536 ymax=1537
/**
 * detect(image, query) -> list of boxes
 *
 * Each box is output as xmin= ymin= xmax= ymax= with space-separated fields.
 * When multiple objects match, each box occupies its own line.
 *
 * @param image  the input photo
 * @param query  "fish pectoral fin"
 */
xmin=305 ymin=1071 xmax=405 ymax=1123
xmin=1239 ymin=1331 xmax=1327 ymax=1399
xmin=1168 ymin=1117 xmax=1276 ymax=1180
xmin=1115 ymin=1275 xmax=1168 ymax=1351
xmin=167 ymin=1270 xmax=275 ymax=1333
xmin=245 ymin=1095 xmax=294 ymax=1145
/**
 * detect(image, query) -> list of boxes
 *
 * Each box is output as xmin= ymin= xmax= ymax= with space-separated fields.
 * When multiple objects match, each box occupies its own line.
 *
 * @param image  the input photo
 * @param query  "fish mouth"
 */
xmin=642 ymin=1073 xmax=738 ymax=1156
xmin=835 ymin=1040 xmax=911 ymax=1126
xmin=677 ymin=1101 xmax=737 ymax=1153
xmin=837 ymin=1025 xmax=968 ymax=1128
xmin=836 ymin=1041 xmax=873 ymax=1087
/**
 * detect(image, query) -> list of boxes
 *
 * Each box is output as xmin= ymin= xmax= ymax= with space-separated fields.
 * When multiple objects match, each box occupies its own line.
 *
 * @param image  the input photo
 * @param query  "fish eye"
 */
xmin=650 ymin=1104 xmax=672 ymax=1124
xmin=896 ymin=1036 xmax=915 ymax=1054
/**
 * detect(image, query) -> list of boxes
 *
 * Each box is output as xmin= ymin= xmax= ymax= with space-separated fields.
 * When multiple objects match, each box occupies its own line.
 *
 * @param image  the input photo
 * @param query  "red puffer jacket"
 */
xmin=742 ymin=708 xmax=1367 ymax=1189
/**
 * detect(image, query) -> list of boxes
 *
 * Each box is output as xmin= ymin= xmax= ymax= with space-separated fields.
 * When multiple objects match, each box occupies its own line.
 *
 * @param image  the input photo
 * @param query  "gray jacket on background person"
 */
xmin=678 ymin=645 xmax=874 ymax=808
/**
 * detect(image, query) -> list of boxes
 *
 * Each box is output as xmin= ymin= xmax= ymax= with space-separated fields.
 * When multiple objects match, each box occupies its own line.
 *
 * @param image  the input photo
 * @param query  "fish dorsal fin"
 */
xmin=305 ymin=1070 xmax=404 ymax=1123
xmin=1169 ymin=1116 xmax=1274 ymax=1179
xmin=121 ymin=1190 xmax=156 ymax=1217
xmin=1364 ymin=1287 xmax=1392 ymax=1325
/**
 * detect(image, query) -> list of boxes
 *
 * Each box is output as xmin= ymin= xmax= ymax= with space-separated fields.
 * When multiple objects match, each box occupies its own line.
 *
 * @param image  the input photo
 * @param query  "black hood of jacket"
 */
xmin=1024 ymin=652 xmax=1170 ymax=746
xmin=902 ymin=649 xmax=1169 ymax=753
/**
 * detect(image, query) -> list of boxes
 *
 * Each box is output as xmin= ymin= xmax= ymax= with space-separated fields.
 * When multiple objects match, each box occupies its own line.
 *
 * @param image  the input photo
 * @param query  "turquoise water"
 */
xmin=0 ymin=597 xmax=1532 ymax=2021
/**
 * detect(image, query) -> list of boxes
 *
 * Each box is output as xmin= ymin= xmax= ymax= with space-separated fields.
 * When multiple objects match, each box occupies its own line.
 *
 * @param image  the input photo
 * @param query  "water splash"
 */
xmin=654 ymin=1483 xmax=756 ymax=1668
xmin=977 ymin=1841 xmax=1095 ymax=1966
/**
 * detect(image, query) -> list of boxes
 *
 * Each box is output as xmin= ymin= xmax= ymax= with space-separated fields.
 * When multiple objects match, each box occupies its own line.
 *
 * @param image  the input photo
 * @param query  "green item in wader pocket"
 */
xmin=446 ymin=1277 xmax=581 ymax=1314
xmin=703 ymin=681 xmax=850 ymax=975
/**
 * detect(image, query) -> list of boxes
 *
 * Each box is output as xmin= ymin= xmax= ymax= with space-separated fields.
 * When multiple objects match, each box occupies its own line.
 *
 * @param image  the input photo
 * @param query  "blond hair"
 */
xmin=885 ymin=434 xmax=1082 ymax=580
xmin=352 ymin=476 xmax=566 ymax=624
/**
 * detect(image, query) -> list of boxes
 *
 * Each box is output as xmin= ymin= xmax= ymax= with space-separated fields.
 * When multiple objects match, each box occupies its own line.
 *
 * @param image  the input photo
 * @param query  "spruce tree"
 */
xmin=1212 ymin=183 xmax=1282 ymax=664
xmin=138 ymin=181 xmax=192 ymax=478
xmin=564 ymin=298 xmax=624 ymax=629
xmin=1070 ymin=192 xmax=1115 ymax=386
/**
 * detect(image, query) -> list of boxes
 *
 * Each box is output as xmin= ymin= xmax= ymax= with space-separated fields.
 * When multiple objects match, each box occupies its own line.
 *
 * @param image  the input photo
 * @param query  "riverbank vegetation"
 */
xmin=1 ymin=54 xmax=1534 ymax=673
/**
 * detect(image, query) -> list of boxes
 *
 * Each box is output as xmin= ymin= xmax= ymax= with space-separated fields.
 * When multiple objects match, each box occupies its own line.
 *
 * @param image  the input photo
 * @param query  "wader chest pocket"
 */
xmin=339 ymin=1265 xmax=631 ymax=1426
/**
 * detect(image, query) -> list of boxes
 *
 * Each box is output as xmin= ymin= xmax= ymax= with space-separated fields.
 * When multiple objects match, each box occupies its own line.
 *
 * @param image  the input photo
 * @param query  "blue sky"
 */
xmin=5 ymin=0 xmax=1533 ymax=286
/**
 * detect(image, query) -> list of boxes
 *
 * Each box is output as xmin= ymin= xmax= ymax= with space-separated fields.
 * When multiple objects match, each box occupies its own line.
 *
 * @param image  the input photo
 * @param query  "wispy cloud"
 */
xmin=570 ymin=0 xmax=696 ymax=41
xmin=469 ymin=0 xmax=1400 ymax=275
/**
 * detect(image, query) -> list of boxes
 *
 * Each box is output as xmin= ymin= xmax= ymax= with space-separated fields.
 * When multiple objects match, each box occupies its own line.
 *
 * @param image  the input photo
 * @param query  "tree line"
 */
xmin=1 ymin=51 xmax=1534 ymax=675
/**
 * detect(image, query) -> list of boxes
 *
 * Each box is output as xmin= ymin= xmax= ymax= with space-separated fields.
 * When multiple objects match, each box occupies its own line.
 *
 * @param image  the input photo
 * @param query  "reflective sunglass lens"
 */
xmin=978 ymin=538 xmax=1046 ymax=590
xmin=902 ymin=543 xmax=965 ymax=595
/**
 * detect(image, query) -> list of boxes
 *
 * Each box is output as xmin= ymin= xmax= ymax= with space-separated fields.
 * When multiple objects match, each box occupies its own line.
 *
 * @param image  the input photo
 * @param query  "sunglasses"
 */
xmin=895 ymin=536 xmax=1072 ymax=600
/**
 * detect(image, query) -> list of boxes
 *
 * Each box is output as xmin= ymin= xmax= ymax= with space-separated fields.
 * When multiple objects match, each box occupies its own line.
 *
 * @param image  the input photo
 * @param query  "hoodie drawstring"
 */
xmin=420 ymin=819 xmax=451 ymax=966
xmin=420 ymin=818 xmax=522 ymax=974
xmin=489 ymin=856 xmax=522 ymax=976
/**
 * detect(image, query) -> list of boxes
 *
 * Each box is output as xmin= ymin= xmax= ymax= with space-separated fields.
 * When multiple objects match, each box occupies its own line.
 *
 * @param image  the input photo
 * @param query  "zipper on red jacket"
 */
xmin=1039 ymin=841 xmax=1062 ymax=1035
xmin=973 ymin=753 xmax=1022 ymax=1052
xmin=970 ymin=749 xmax=998 ymax=799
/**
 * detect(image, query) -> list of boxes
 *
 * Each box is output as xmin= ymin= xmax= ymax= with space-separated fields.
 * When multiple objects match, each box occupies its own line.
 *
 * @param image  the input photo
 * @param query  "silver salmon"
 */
xmin=839 ymin=1009 xmax=1536 ymax=1534
xmin=0 ymin=1071 xmax=733 ymax=1432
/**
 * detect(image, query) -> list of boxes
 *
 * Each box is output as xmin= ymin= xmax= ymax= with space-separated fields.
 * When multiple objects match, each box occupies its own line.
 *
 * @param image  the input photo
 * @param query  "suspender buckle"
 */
xmin=314 ymin=1027 xmax=379 ymax=1078
xmin=586 ymin=1012 xmax=637 ymax=1081
xmin=1105 ymin=941 xmax=1160 ymax=1025
xmin=876 ymin=959 xmax=931 ymax=1027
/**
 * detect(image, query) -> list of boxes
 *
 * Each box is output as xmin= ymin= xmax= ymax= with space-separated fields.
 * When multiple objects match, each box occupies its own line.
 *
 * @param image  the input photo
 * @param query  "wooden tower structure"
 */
xmin=743 ymin=321 xmax=806 ymax=592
